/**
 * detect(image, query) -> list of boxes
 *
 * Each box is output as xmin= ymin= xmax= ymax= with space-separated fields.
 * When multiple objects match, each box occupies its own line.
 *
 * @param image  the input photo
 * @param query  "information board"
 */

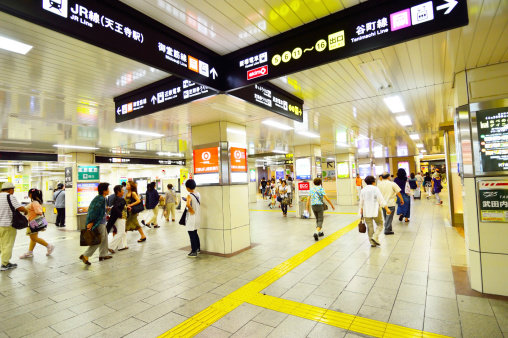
xmin=476 ymin=108 xmax=508 ymax=172
xmin=77 ymin=182 xmax=99 ymax=214
xmin=78 ymin=166 xmax=100 ymax=181
xmin=478 ymin=181 xmax=508 ymax=223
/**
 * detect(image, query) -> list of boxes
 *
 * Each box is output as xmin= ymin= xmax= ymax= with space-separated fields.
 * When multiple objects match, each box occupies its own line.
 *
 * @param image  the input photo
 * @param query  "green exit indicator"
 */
xmin=78 ymin=166 xmax=100 ymax=181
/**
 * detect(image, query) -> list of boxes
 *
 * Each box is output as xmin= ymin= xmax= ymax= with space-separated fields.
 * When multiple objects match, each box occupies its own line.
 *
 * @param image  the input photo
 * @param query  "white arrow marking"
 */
xmin=210 ymin=68 xmax=218 ymax=80
xmin=437 ymin=0 xmax=458 ymax=14
xmin=116 ymin=107 xmax=121 ymax=115
xmin=151 ymin=95 xmax=157 ymax=104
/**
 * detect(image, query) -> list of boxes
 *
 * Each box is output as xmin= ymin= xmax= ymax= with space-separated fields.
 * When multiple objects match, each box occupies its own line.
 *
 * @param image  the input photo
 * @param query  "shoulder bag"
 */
xmin=7 ymin=195 xmax=28 ymax=230
xmin=179 ymin=194 xmax=200 ymax=226
xmin=319 ymin=191 xmax=329 ymax=210
xmin=29 ymin=216 xmax=48 ymax=233
xmin=130 ymin=195 xmax=145 ymax=214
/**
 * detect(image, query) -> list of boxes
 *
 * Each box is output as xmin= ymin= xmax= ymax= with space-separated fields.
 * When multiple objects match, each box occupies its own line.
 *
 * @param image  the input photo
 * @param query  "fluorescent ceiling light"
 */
xmin=226 ymin=128 xmax=246 ymax=135
xmin=383 ymin=96 xmax=405 ymax=113
xmin=409 ymin=134 xmax=419 ymax=140
xmin=0 ymin=166 xmax=8 ymax=168
xmin=395 ymin=115 xmax=412 ymax=126
xmin=113 ymin=128 xmax=164 ymax=137
xmin=416 ymin=144 xmax=424 ymax=148
xmin=272 ymin=150 xmax=287 ymax=154
xmin=358 ymin=59 xmax=392 ymax=91
xmin=420 ymin=150 xmax=427 ymax=153
xmin=297 ymin=131 xmax=320 ymax=138
xmin=0 ymin=35 xmax=33 ymax=55
xmin=53 ymin=145 xmax=99 ymax=150
xmin=262 ymin=120 xmax=293 ymax=130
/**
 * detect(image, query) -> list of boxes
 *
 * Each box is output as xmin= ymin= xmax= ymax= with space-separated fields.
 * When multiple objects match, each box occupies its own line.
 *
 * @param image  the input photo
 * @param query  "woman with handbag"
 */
xmin=125 ymin=181 xmax=146 ymax=243
xmin=279 ymin=180 xmax=289 ymax=217
xmin=305 ymin=178 xmax=335 ymax=241
xmin=19 ymin=189 xmax=54 ymax=259
xmin=184 ymin=179 xmax=201 ymax=258
xmin=394 ymin=168 xmax=411 ymax=222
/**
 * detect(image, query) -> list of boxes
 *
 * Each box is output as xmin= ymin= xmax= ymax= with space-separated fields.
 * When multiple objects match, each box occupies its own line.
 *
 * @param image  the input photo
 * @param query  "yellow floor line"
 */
xmin=159 ymin=219 xmax=451 ymax=338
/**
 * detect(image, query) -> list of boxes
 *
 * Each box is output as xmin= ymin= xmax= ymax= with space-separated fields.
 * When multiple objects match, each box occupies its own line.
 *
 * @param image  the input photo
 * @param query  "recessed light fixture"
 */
xmin=297 ymin=131 xmax=320 ymax=138
xmin=53 ymin=145 xmax=99 ymax=150
xmin=0 ymin=35 xmax=33 ymax=55
xmin=383 ymin=96 xmax=405 ymax=113
xmin=113 ymin=128 xmax=164 ymax=137
xmin=409 ymin=134 xmax=419 ymax=140
xmin=262 ymin=120 xmax=294 ymax=130
xmin=416 ymin=144 xmax=424 ymax=148
xmin=395 ymin=115 xmax=412 ymax=126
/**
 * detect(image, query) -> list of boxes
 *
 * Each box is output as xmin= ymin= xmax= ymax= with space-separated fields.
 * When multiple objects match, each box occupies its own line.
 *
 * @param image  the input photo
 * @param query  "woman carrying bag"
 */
xmin=19 ymin=189 xmax=54 ymax=259
xmin=394 ymin=168 xmax=411 ymax=222
xmin=125 ymin=181 xmax=146 ymax=243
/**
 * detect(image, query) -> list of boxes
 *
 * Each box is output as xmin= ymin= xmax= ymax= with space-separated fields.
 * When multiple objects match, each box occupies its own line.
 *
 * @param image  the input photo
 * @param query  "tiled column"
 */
xmin=336 ymin=153 xmax=357 ymax=206
xmin=191 ymin=122 xmax=251 ymax=254
xmin=65 ymin=153 xmax=94 ymax=231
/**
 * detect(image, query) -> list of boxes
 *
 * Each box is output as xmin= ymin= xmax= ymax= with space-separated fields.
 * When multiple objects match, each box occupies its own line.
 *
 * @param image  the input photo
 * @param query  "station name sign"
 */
xmin=225 ymin=0 xmax=469 ymax=88
xmin=95 ymin=156 xmax=185 ymax=166
xmin=114 ymin=77 xmax=217 ymax=123
xmin=0 ymin=0 xmax=224 ymax=89
xmin=229 ymin=82 xmax=304 ymax=122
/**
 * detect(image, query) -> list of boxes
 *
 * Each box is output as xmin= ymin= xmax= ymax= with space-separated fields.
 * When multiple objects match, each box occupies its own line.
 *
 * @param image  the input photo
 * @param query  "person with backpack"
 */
xmin=19 ymin=189 xmax=54 ymax=259
xmin=408 ymin=173 xmax=418 ymax=196
xmin=432 ymin=175 xmax=444 ymax=205
xmin=0 ymin=182 xmax=28 ymax=271
xmin=53 ymin=183 xmax=66 ymax=227
xmin=184 ymin=179 xmax=201 ymax=258
xmin=108 ymin=185 xmax=129 ymax=253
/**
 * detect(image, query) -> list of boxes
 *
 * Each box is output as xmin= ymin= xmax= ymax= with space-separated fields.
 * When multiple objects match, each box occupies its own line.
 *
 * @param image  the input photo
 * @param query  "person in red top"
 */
xmin=355 ymin=174 xmax=362 ymax=200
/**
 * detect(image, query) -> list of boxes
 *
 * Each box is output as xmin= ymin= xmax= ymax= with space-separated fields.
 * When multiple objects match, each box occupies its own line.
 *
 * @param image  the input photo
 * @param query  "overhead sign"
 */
xmin=478 ymin=181 xmax=508 ymax=223
xmin=476 ymin=108 xmax=508 ymax=172
xmin=230 ymin=147 xmax=247 ymax=172
xmin=95 ymin=156 xmax=185 ymax=166
xmin=78 ymin=165 xmax=100 ymax=181
xmin=229 ymin=82 xmax=303 ymax=122
xmin=0 ymin=152 xmax=58 ymax=162
xmin=193 ymin=147 xmax=219 ymax=174
xmin=0 ymin=0 xmax=224 ymax=89
xmin=114 ymin=77 xmax=217 ymax=123
xmin=224 ymin=0 xmax=468 ymax=89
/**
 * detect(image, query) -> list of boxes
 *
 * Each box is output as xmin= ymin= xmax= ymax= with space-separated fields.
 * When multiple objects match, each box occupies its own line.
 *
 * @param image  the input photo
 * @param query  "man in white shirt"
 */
xmin=0 ymin=182 xmax=28 ymax=271
xmin=377 ymin=172 xmax=404 ymax=235
xmin=360 ymin=176 xmax=391 ymax=247
xmin=415 ymin=172 xmax=423 ymax=188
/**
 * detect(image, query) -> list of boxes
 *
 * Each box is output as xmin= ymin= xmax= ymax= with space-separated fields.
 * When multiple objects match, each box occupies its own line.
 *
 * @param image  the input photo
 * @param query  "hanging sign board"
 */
xmin=295 ymin=158 xmax=311 ymax=180
xmin=225 ymin=0 xmax=469 ymax=89
xmin=114 ymin=77 xmax=217 ymax=123
xmin=0 ymin=152 xmax=57 ymax=162
xmin=229 ymin=82 xmax=303 ymax=122
xmin=95 ymin=156 xmax=185 ymax=166
xmin=78 ymin=166 xmax=100 ymax=181
xmin=0 ymin=0 xmax=224 ymax=89
xmin=478 ymin=181 xmax=508 ymax=223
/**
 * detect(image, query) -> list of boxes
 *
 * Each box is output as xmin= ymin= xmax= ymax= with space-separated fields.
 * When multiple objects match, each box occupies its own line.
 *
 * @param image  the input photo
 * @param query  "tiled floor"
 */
xmin=1 ymin=190 xmax=507 ymax=337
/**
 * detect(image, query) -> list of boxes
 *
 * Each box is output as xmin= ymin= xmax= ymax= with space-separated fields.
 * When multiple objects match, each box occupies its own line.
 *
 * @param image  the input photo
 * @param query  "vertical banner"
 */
xmin=65 ymin=167 xmax=73 ymax=188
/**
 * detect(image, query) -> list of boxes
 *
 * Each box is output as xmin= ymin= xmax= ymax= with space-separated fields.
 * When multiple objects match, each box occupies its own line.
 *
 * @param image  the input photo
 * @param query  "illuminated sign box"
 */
xmin=230 ymin=147 xmax=247 ymax=184
xmin=296 ymin=158 xmax=311 ymax=180
xmin=193 ymin=147 xmax=220 ymax=185
xmin=476 ymin=108 xmax=508 ymax=172
xmin=77 ymin=182 xmax=99 ymax=214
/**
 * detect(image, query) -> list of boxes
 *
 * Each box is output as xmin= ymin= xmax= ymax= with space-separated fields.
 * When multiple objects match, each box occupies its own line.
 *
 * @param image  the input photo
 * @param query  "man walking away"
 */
xmin=53 ymin=183 xmax=66 ymax=227
xmin=260 ymin=178 xmax=267 ymax=200
xmin=0 ymin=182 xmax=28 ymax=271
xmin=359 ymin=176 xmax=391 ymax=247
xmin=377 ymin=172 xmax=404 ymax=235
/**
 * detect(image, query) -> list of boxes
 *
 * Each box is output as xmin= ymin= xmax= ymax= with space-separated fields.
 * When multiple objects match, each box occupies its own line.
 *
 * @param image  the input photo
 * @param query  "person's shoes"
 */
xmin=165 ymin=219 xmax=169 ymax=222
xmin=108 ymin=248 xmax=115 ymax=254
xmin=187 ymin=252 xmax=197 ymax=258
xmin=118 ymin=247 xmax=129 ymax=251
xmin=314 ymin=233 xmax=319 ymax=241
xmin=154 ymin=225 xmax=160 ymax=228
xmin=399 ymin=215 xmax=403 ymax=222
xmin=405 ymin=219 xmax=410 ymax=222
xmin=172 ymin=219 xmax=175 ymax=222
xmin=20 ymin=252 xmax=33 ymax=259
xmin=0 ymin=265 xmax=9 ymax=271
xmin=385 ymin=231 xmax=395 ymax=235
xmin=371 ymin=237 xmax=381 ymax=246
xmin=141 ymin=220 xmax=146 ymax=226
xmin=99 ymin=256 xmax=113 ymax=261
xmin=371 ymin=244 xmax=377 ymax=247
xmin=1 ymin=263 xmax=18 ymax=270
xmin=196 ymin=249 xmax=201 ymax=254
xmin=79 ymin=255 xmax=91 ymax=265
xmin=138 ymin=237 xmax=147 ymax=243
xmin=440 ymin=201 xmax=443 ymax=205
xmin=46 ymin=245 xmax=55 ymax=256
xmin=318 ymin=232 xmax=324 ymax=237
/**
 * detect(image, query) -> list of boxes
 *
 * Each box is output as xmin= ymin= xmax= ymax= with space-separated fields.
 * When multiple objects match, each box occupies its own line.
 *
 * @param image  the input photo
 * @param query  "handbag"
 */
xmin=80 ymin=228 xmax=102 ymax=246
xmin=319 ymin=193 xmax=329 ymax=210
xmin=130 ymin=195 xmax=145 ymax=214
xmin=179 ymin=193 xmax=200 ymax=226
xmin=29 ymin=216 xmax=48 ymax=232
xmin=405 ymin=181 xmax=411 ymax=195
xmin=358 ymin=216 xmax=366 ymax=233
xmin=7 ymin=195 xmax=28 ymax=230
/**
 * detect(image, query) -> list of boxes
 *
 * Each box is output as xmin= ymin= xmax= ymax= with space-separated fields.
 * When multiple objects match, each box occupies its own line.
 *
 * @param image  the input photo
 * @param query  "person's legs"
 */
xmin=61 ymin=207 xmax=66 ymax=226
xmin=144 ymin=209 xmax=154 ymax=225
xmin=0 ymin=227 xmax=17 ymax=266
xmin=261 ymin=188 xmax=265 ymax=199
xmin=356 ymin=186 xmax=361 ymax=199
xmin=426 ymin=186 xmax=432 ymax=198
xmin=98 ymin=223 xmax=109 ymax=258
xmin=55 ymin=208 xmax=62 ymax=227
xmin=196 ymin=231 xmax=200 ymax=251
xmin=371 ymin=212 xmax=384 ymax=244
xmin=435 ymin=192 xmax=441 ymax=204
xmin=383 ymin=206 xmax=395 ymax=234
xmin=110 ymin=219 xmax=126 ymax=250
xmin=281 ymin=202 xmax=287 ymax=215
xmin=404 ymin=195 xmax=411 ymax=220
xmin=152 ymin=206 xmax=159 ymax=226
xmin=170 ymin=202 xmax=176 ymax=221
xmin=311 ymin=204 xmax=324 ymax=239
xmin=29 ymin=233 xmax=49 ymax=251
xmin=364 ymin=217 xmax=376 ymax=246
xmin=188 ymin=231 xmax=197 ymax=252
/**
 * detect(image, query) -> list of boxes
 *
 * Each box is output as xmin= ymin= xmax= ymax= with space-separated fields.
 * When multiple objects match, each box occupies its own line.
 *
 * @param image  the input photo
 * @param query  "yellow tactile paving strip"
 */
xmin=159 ymin=219 xmax=450 ymax=338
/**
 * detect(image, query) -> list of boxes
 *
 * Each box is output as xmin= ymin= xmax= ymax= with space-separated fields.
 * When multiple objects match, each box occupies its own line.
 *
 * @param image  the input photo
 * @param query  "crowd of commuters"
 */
xmin=260 ymin=177 xmax=294 ymax=216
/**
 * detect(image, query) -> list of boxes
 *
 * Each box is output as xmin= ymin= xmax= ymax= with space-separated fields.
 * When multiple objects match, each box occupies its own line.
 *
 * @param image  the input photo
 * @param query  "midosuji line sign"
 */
xmin=224 ymin=0 xmax=468 ymax=89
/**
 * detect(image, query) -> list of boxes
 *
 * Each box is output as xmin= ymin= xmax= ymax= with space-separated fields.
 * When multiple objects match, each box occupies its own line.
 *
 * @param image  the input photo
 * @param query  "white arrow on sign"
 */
xmin=151 ymin=95 xmax=157 ymax=104
xmin=210 ymin=68 xmax=218 ymax=80
xmin=116 ymin=107 xmax=121 ymax=115
xmin=437 ymin=0 xmax=458 ymax=14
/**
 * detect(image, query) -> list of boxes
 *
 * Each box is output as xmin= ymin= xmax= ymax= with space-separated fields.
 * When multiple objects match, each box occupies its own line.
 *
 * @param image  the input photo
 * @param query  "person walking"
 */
xmin=0 ymin=182 xmax=28 ymax=271
xmin=306 ymin=178 xmax=335 ymax=241
xmin=260 ymin=178 xmax=267 ymax=200
xmin=19 ymin=189 xmax=54 ymax=259
xmin=359 ymin=176 xmax=391 ymax=247
xmin=424 ymin=172 xmax=433 ymax=199
xmin=355 ymin=174 xmax=362 ymax=200
xmin=79 ymin=183 xmax=112 ymax=265
xmin=125 ymin=181 xmax=147 ymax=242
xmin=164 ymin=184 xmax=177 ymax=222
xmin=53 ymin=183 xmax=66 ymax=227
xmin=377 ymin=172 xmax=404 ymax=235
xmin=108 ymin=185 xmax=129 ymax=253
xmin=143 ymin=182 xmax=161 ymax=228
xmin=415 ymin=172 xmax=423 ymax=189
xmin=279 ymin=180 xmax=289 ymax=217
xmin=408 ymin=173 xmax=418 ymax=196
xmin=184 ymin=179 xmax=201 ymax=258
xmin=394 ymin=168 xmax=411 ymax=222
xmin=270 ymin=179 xmax=277 ymax=209
xmin=432 ymin=175 xmax=444 ymax=205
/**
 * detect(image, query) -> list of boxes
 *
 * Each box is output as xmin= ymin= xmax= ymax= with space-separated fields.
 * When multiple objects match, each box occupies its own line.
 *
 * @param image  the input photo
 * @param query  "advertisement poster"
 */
xmin=230 ymin=147 xmax=247 ymax=172
xmin=322 ymin=170 xmax=336 ymax=181
xmin=77 ymin=182 xmax=99 ymax=214
xmin=296 ymin=158 xmax=311 ymax=180
xmin=180 ymin=168 xmax=189 ymax=183
xmin=478 ymin=181 xmax=508 ymax=223
xmin=193 ymin=147 xmax=219 ymax=174
xmin=78 ymin=166 xmax=100 ymax=181
xmin=398 ymin=161 xmax=410 ymax=175
xmin=359 ymin=164 xmax=371 ymax=179
xmin=337 ymin=162 xmax=350 ymax=178
xmin=276 ymin=170 xmax=285 ymax=180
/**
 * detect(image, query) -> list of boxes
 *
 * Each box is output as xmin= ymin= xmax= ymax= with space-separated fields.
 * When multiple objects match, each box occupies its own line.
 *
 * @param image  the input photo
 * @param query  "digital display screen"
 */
xmin=295 ymin=158 xmax=311 ymax=180
xmin=476 ymin=108 xmax=508 ymax=172
xmin=77 ymin=182 xmax=99 ymax=214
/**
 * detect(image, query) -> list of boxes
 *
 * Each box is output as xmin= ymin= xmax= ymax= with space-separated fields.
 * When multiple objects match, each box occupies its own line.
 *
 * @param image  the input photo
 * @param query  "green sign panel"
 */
xmin=78 ymin=166 xmax=100 ymax=181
